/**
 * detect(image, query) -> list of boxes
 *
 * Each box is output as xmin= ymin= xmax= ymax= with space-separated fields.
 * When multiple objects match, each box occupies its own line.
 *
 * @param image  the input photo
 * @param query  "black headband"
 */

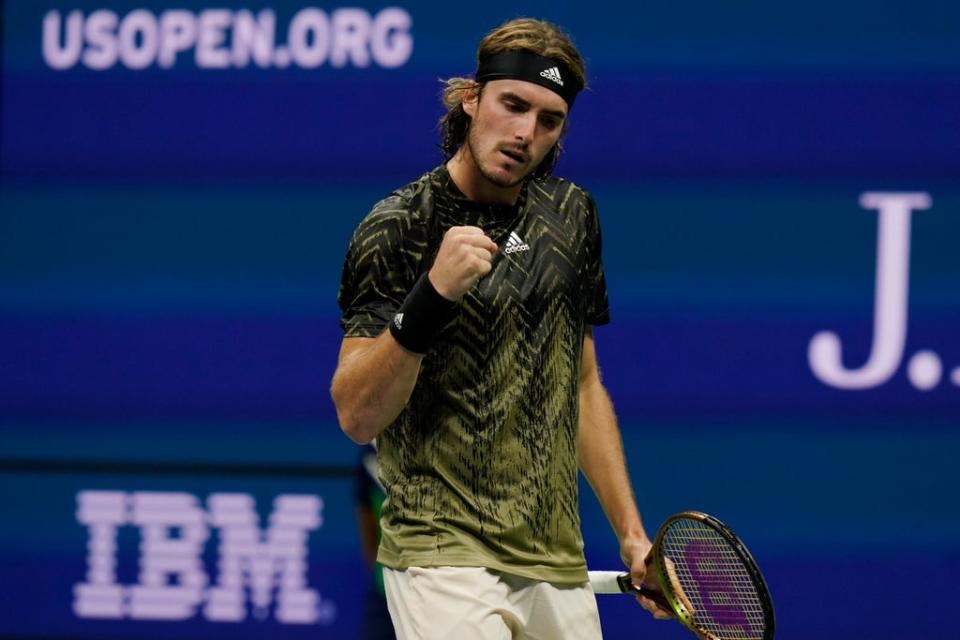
xmin=475 ymin=50 xmax=583 ymax=107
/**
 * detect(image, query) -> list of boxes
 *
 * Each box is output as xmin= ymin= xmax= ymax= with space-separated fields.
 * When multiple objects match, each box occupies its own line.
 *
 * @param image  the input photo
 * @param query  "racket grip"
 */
xmin=587 ymin=571 xmax=625 ymax=594
xmin=616 ymin=573 xmax=635 ymax=593
xmin=617 ymin=574 xmax=674 ymax=612
xmin=587 ymin=572 xmax=672 ymax=611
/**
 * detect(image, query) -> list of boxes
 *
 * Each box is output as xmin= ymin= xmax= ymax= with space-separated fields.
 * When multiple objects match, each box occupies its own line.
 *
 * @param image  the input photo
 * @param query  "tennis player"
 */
xmin=332 ymin=17 xmax=669 ymax=638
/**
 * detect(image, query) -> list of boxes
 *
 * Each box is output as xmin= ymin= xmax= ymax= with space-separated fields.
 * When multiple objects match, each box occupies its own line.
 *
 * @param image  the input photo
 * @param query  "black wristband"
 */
xmin=389 ymin=274 xmax=457 ymax=354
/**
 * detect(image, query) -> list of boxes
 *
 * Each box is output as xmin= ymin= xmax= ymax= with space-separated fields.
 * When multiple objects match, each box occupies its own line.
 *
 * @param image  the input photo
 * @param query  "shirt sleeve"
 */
xmin=582 ymin=193 xmax=611 ymax=326
xmin=337 ymin=196 xmax=419 ymax=337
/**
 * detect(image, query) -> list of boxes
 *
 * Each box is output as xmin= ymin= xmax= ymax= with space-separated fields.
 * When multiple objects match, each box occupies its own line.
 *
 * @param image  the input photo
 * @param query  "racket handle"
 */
xmin=600 ymin=572 xmax=673 ymax=611
xmin=587 ymin=571 xmax=624 ymax=594
xmin=588 ymin=571 xmax=670 ymax=605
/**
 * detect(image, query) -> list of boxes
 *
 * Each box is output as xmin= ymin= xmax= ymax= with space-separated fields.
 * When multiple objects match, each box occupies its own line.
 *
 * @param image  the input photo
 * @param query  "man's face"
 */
xmin=462 ymin=79 xmax=568 ymax=189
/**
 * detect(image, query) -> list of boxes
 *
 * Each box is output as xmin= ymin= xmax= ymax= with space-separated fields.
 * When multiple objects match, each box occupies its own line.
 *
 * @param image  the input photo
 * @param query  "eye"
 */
xmin=504 ymin=100 xmax=525 ymax=113
xmin=540 ymin=115 xmax=561 ymax=130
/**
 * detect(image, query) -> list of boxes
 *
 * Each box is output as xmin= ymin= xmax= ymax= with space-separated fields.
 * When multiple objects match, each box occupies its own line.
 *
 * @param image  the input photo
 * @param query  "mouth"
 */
xmin=500 ymin=148 xmax=526 ymax=165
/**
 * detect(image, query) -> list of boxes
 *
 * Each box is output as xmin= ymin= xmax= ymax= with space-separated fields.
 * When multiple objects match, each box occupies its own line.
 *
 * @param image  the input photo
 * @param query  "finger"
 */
xmin=448 ymin=225 xmax=486 ymax=236
xmin=475 ymin=257 xmax=493 ymax=276
xmin=634 ymin=594 xmax=662 ymax=616
xmin=458 ymin=233 xmax=498 ymax=252
xmin=635 ymin=595 xmax=672 ymax=620
xmin=452 ymin=245 xmax=494 ymax=269
xmin=470 ymin=246 xmax=494 ymax=264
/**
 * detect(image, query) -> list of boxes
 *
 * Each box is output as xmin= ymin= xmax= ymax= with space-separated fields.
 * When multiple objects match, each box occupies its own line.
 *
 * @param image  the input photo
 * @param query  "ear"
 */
xmin=462 ymin=82 xmax=480 ymax=117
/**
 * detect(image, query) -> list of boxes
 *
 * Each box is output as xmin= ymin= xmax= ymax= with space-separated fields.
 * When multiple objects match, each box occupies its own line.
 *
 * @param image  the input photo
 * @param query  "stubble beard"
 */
xmin=465 ymin=126 xmax=527 ymax=189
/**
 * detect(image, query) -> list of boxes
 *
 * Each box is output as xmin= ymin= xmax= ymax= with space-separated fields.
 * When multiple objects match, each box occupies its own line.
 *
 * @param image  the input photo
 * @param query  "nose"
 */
xmin=514 ymin=112 xmax=536 ymax=144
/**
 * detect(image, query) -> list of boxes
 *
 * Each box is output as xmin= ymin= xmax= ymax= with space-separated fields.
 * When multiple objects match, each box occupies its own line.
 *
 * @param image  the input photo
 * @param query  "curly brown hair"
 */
xmin=439 ymin=18 xmax=587 ymax=180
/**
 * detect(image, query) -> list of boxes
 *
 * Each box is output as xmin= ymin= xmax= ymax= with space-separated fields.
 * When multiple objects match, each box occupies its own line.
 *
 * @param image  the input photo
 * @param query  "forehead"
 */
xmin=483 ymin=79 xmax=568 ymax=117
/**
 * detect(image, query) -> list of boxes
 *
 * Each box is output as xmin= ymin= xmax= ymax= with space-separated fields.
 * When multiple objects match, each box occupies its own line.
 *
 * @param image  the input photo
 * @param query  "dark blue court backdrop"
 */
xmin=2 ymin=2 xmax=958 ymax=638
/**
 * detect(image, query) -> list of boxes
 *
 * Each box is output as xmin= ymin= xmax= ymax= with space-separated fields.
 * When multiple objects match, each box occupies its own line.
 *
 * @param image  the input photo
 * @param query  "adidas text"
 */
xmin=504 ymin=231 xmax=531 ymax=254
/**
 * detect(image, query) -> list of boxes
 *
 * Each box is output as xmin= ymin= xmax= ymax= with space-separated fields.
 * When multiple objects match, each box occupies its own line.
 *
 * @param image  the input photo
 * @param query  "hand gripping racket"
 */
xmin=589 ymin=511 xmax=775 ymax=640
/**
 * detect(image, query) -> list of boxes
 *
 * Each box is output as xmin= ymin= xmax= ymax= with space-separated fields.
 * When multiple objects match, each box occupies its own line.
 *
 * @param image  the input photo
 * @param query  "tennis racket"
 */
xmin=589 ymin=511 xmax=774 ymax=640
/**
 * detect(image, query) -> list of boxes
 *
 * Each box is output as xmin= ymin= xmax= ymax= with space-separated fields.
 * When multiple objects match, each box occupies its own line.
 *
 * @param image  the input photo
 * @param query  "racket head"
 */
xmin=649 ymin=511 xmax=775 ymax=640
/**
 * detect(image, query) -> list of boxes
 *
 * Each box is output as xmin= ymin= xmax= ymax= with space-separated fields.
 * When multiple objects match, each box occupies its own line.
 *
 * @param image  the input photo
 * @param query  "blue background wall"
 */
xmin=2 ymin=1 xmax=958 ymax=638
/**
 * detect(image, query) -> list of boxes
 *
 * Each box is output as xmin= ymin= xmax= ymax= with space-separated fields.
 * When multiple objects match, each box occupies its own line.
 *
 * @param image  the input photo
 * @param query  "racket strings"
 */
xmin=661 ymin=520 xmax=766 ymax=640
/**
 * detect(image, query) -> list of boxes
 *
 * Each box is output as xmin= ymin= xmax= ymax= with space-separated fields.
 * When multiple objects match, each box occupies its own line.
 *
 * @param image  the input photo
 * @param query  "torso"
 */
xmin=338 ymin=166 xmax=609 ymax=584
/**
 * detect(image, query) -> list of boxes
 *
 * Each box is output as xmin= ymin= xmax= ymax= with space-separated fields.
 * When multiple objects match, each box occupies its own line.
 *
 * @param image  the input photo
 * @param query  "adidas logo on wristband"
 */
xmin=389 ymin=275 xmax=456 ymax=355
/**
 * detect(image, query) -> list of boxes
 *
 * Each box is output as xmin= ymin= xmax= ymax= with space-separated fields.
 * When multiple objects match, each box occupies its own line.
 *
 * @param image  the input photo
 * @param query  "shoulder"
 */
xmin=527 ymin=175 xmax=599 ymax=226
xmin=357 ymin=168 xmax=442 ymax=234
xmin=345 ymin=168 xmax=443 ymax=268
xmin=529 ymin=175 xmax=596 ymax=208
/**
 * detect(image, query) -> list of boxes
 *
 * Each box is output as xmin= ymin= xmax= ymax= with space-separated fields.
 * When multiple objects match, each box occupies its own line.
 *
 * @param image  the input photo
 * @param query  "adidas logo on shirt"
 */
xmin=393 ymin=313 xmax=404 ymax=330
xmin=539 ymin=66 xmax=564 ymax=86
xmin=504 ymin=231 xmax=531 ymax=254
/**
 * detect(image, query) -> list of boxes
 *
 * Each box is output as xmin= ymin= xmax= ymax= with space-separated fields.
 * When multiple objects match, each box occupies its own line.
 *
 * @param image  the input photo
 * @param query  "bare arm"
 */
xmin=331 ymin=333 xmax=424 ymax=444
xmin=578 ymin=328 xmax=670 ymax=619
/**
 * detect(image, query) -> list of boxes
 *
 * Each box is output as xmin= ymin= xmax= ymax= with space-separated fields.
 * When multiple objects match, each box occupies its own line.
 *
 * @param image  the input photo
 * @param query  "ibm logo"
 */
xmin=74 ymin=491 xmax=335 ymax=625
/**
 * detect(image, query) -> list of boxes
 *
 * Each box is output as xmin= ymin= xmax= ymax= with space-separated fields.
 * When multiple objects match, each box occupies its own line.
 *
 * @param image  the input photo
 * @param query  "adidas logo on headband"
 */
xmin=475 ymin=51 xmax=582 ymax=106
xmin=539 ymin=66 xmax=564 ymax=86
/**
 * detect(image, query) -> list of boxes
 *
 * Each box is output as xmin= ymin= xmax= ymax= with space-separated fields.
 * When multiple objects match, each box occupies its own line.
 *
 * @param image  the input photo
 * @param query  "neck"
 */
xmin=446 ymin=147 xmax=523 ymax=206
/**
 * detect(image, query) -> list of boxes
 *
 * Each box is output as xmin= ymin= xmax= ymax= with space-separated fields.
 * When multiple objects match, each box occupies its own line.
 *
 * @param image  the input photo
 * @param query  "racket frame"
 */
xmin=627 ymin=511 xmax=775 ymax=640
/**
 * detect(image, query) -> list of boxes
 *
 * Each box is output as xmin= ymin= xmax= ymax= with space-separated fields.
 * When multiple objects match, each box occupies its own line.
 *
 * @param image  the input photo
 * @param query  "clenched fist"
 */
xmin=428 ymin=226 xmax=498 ymax=301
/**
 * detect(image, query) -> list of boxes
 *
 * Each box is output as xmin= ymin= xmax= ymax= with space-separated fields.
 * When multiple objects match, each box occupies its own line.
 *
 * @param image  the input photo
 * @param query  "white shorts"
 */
xmin=383 ymin=566 xmax=603 ymax=640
